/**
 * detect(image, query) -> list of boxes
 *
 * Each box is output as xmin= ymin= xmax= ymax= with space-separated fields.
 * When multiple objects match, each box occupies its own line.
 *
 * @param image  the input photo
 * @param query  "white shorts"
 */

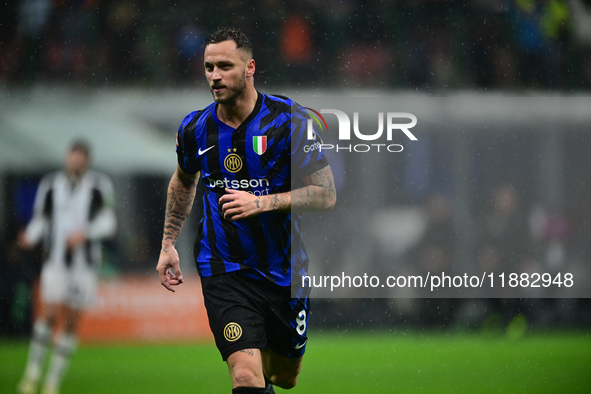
xmin=40 ymin=263 xmax=98 ymax=309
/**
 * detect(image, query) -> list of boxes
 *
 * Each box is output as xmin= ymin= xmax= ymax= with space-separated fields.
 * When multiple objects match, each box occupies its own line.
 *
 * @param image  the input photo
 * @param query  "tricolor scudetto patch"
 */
xmin=253 ymin=136 xmax=267 ymax=155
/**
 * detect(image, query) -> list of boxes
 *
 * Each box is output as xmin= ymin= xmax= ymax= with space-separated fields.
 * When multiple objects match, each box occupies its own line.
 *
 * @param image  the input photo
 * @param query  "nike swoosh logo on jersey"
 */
xmin=294 ymin=339 xmax=308 ymax=350
xmin=198 ymin=145 xmax=215 ymax=156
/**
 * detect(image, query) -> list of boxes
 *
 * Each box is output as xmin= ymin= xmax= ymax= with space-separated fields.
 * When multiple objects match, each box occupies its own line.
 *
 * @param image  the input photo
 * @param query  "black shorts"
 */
xmin=201 ymin=270 xmax=310 ymax=361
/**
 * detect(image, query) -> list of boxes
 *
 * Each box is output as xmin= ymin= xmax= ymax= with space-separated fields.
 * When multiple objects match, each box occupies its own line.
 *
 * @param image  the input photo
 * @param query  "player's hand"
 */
xmin=219 ymin=188 xmax=265 ymax=221
xmin=156 ymin=245 xmax=184 ymax=292
xmin=66 ymin=231 xmax=87 ymax=250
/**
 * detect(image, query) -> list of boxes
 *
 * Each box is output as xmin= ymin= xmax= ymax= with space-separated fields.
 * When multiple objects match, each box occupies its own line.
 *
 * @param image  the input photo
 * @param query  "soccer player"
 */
xmin=156 ymin=27 xmax=336 ymax=394
xmin=17 ymin=141 xmax=117 ymax=394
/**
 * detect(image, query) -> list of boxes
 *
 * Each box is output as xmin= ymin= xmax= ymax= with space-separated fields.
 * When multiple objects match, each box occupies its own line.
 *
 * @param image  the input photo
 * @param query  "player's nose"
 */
xmin=212 ymin=67 xmax=222 ymax=80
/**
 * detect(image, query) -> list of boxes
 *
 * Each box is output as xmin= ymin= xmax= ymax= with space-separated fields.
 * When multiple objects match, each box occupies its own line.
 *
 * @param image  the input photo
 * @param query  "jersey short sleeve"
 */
xmin=176 ymin=111 xmax=201 ymax=174
xmin=86 ymin=171 xmax=118 ymax=240
xmin=25 ymin=173 xmax=56 ymax=245
xmin=94 ymin=172 xmax=116 ymax=208
xmin=290 ymin=103 xmax=329 ymax=178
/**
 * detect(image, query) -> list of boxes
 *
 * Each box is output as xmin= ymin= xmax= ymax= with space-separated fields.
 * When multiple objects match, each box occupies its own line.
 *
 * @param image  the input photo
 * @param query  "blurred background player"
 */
xmin=156 ymin=27 xmax=336 ymax=394
xmin=17 ymin=141 xmax=117 ymax=394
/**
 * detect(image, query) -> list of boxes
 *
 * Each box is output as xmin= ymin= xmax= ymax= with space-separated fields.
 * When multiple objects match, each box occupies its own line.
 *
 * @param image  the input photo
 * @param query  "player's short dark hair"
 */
xmin=206 ymin=27 xmax=253 ymax=58
xmin=69 ymin=139 xmax=91 ymax=158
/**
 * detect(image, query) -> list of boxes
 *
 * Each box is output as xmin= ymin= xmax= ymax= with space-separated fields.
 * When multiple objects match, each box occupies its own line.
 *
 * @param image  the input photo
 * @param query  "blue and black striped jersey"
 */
xmin=176 ymin=92 xmax=328 ymax=286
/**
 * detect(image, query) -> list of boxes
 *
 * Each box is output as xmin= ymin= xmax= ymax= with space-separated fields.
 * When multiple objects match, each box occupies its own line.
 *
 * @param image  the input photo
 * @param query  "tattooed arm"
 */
xmin=219 ymin=165 xmax=336 ymax=221
xmin=156 ymin=166 xmax=199 ymax=292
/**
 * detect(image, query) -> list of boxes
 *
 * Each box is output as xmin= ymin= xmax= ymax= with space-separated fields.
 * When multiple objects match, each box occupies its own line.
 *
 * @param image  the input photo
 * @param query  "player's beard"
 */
xmin=210 ymin=74 xmax=247 ymax=105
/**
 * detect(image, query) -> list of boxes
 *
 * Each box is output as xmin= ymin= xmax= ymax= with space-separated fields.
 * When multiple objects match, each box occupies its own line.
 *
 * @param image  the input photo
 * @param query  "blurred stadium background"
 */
xmin=1 ymin=0 xmax=591 ymax=393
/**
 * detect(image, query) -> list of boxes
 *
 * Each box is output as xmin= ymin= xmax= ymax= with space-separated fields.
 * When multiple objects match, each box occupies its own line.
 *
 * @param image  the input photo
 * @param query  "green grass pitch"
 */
xmin=1 ymin=330 xmax=590 ymax=393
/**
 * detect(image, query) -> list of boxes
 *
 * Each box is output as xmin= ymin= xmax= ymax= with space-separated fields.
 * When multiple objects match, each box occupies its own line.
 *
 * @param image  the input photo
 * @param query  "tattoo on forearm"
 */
xmin=254 ymin=199 xmax=260 ymax=209
xmin=254 ymin=166 xmax=335 ymax=214
xmin=163 ymin=174 xmax=197 ymax=246
xmin=292 ymin=166 xmax=336 ymax=212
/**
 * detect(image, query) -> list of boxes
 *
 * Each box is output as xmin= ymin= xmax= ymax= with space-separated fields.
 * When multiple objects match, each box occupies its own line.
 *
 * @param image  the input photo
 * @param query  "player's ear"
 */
xmin=246 ymin=59 xmax=255 ymax=78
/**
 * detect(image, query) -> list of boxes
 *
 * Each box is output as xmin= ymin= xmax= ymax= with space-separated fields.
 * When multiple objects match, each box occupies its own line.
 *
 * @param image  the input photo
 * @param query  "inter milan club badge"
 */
xmin=253 ymin=136 xmax=267 ymax=155
xmin=224 ymin=153 xmax=242 ymax=173
xmin=223 ymin=322 xmax=242 ymax=342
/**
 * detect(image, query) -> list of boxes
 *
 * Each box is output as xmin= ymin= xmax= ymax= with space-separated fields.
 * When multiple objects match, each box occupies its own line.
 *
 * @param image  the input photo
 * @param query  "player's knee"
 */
xmin=271 ymin=371 xmax=299 ymax=390
xmin=232 ymin=366 xmax=261 ymax=388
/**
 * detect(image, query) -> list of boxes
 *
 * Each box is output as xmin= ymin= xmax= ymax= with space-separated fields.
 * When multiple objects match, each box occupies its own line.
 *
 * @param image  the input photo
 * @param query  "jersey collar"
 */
xmin=212 ymin=91 xmax=263 ymax=132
